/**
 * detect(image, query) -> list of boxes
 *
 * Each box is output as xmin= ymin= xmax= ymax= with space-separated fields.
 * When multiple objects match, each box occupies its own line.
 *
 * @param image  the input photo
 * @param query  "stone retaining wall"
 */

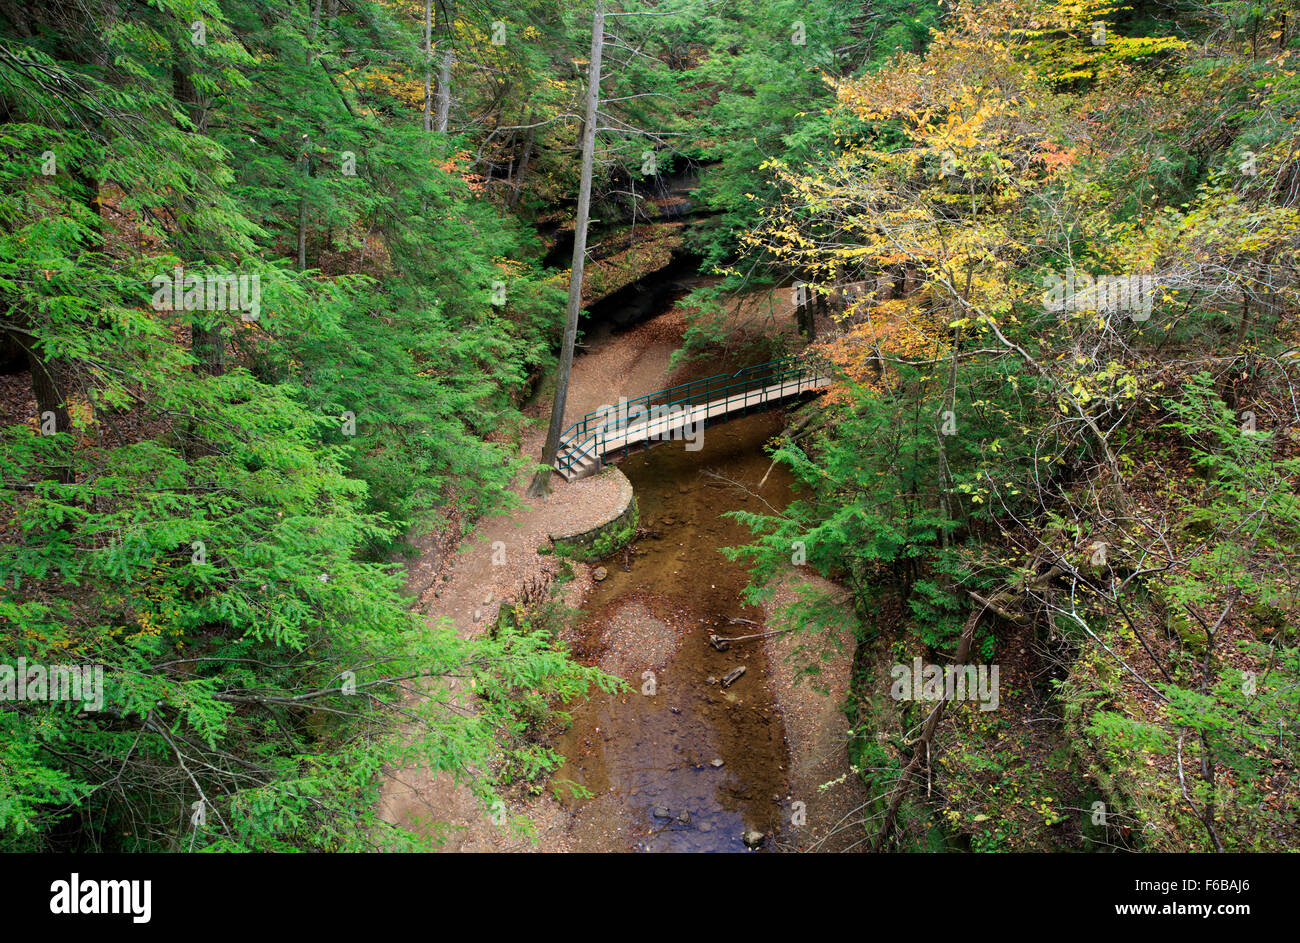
xmin=550 ymin=468 xmax=638 ymax=561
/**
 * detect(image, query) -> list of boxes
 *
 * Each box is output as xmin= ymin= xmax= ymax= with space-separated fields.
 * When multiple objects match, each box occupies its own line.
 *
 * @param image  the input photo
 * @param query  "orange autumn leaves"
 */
xmin=812 ymin=297 xmax=953 ymax=405
xmin=439 ymin=150 xmax=488 ymax=194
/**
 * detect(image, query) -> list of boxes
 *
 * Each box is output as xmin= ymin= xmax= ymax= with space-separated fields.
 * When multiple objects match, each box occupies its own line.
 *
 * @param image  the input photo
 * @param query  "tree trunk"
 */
xmin=310 ymin=0 xmax=322 ymax=62
xmin=9 ymin=312 xmax=74 ymax=485
xmin=297 ymin=195 xmax=308 ymax=269
xmin=794 ymin=277 xmax=815 ymax=338
xmin=1235 ymin=293 xmax=1251 ymax=347
xmin=936 ymin=318 xmax=960 ymax=542
xmin=297 ymin=141 xmax=311 ymax=271
xmin=873 ymin=604 xmax=980 ymax=850
xmin=172 ymin=56 xmax=224 ymax=375
xmin=872 ymin=562 xmax=1058 ymax=849
xmin=508 ymin=118 xmax=537 ymax=209
xmin=192 ymin=322 xmax=226 ymax=376
xmin=528 ymin=4 xmax=604 ymax=498
xmin=29 ymin=351 xmax=74 ymax=484
xmin=422 ymin=0 xmax=433 ymax=132
xmin=436 ymin=49 xmax=452 ymax=134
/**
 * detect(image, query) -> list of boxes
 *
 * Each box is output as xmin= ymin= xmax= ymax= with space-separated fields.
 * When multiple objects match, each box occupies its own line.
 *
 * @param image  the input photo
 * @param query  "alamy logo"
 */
xmin=150 ymin=266 xmax=261 ymax=321
xmin=593 ymin=396 xmax=703 ymax=451
xmin=50 ymin=873 xmax=151 ymax=923
xmin=1043 ymin=273 xmax=1155 ymax=321
xmin=0 ymin=659 xmax=103 ymax=711
xmin=890 ymin=657 xmax=999 ymax=711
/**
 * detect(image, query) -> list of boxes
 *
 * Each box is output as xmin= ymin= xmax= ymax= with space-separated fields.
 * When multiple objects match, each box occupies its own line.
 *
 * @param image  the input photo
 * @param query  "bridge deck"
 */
xmin=557 ymin=373 xmax=830 ymax=480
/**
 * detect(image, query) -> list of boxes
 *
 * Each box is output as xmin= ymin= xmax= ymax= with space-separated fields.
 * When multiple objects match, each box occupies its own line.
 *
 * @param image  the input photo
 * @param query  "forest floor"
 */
xmin=377 ymin=290 xmax=864 ymax=852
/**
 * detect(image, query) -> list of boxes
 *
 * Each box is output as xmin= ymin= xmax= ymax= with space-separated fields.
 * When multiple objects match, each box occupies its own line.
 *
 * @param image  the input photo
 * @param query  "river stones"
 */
xmin=743 ymin=830 xmax=765 ymax=848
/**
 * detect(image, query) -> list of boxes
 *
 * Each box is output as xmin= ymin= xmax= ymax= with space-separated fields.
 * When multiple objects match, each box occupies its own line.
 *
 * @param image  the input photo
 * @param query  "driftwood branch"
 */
xmin=712 ymin=627 xmax=794 ymax=644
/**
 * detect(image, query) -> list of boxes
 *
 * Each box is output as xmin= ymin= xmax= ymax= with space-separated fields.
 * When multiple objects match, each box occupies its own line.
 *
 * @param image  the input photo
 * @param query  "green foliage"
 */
xmin=678 ymin=0 xmax=876 ymax=269
xmin=0 ymin=0 xmax=590 ymax=852
xmin=724 ymin=354 xmax=1036 ymax=654
xmin=5 ymin=0 xmax=1299 ymax=858
xmin=720 ymin=0 xmax=1300 ymax=851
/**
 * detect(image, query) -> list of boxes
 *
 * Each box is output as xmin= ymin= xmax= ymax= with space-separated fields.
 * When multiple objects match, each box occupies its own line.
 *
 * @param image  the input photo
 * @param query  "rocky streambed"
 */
xmin=552 ymin=410 xmax=801 ymax=852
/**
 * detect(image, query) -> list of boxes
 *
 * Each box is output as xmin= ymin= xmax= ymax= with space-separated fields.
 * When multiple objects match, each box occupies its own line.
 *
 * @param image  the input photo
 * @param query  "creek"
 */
xmin=554 ymin=409 xmax=798 ymax=852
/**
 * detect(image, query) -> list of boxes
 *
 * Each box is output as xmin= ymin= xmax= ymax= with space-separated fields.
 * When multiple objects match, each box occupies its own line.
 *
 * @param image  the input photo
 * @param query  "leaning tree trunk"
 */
xmin=527 ymin=4 xmax=604 ymax=498
xmin=872 ymin=604 xmax=980 ymax=850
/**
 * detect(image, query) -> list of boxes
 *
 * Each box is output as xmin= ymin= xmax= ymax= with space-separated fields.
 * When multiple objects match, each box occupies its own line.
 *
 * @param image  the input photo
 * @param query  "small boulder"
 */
xmin=743 ymin=830 xmax=765 ymax=849
xmin=593 ymin=566 xmax=608 ymax=581
xmin=710 ymin=758 xmax=725 ymax=768
xmin=652 ymin=806 xmax=672 ymax=819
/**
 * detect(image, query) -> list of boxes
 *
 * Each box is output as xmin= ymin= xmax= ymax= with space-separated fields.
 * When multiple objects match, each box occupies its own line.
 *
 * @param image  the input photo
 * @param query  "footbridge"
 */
xmin=555 ymin=356 xmax=831 ymax=480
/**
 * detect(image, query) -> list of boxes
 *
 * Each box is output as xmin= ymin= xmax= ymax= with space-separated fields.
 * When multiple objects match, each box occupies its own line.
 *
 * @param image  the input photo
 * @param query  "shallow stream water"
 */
xmin=554 ymin=410 xmax=797 ymax=852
